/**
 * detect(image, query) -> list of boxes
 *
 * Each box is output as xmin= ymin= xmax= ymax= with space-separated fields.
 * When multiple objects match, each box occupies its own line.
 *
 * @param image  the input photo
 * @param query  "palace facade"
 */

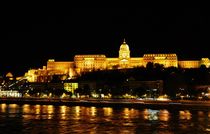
xmin=25 ymin=39 xmax=210 ymax=82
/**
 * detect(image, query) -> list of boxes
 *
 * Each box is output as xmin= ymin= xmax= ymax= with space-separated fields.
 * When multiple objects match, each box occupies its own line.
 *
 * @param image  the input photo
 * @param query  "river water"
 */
xmin=0 ymin=103 xmax=209 ymax=134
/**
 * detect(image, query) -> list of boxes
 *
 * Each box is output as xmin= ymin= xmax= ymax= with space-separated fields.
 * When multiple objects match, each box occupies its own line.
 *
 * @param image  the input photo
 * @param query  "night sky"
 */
xmin=1 ymin=7 xmax=210 ymax=76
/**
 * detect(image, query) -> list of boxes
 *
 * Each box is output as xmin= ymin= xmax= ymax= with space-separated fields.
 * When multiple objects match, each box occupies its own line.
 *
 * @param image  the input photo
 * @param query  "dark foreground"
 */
xmin=0 ymin=97 xmax=210 ymax=110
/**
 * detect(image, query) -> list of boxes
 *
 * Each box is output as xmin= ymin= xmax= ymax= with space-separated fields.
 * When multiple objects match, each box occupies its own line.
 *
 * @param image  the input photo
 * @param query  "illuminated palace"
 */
xmin=25 ymin=39 xmax=210 ymax=82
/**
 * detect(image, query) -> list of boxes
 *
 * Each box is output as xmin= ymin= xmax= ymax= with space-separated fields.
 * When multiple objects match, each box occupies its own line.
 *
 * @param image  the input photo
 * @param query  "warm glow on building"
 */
xmin=74 ymin=55 xmax=107 ymax=74
xmin=200 ymin=58 xmax=210 ymax=67
xmin=143 ymin=54 xmax=178 ymax=67
xmin=64 ymin=82 xmax=78 ymax=93
xmin=47 ymin=60 xmax=74 ymax=75
xmin=0 ymin=90 xmax=22 ymax=97
xmin=25 ymin=69 xmax=37 ymax=82
xmin=178 ymin=61 xmax=200 ymax=68
xmin=24 ymin=39 xmax=210 ymax=82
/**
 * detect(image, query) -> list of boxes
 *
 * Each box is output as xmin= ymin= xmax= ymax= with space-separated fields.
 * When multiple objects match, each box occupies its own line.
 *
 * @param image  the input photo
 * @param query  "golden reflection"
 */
xmin=60 ymin=106 xmax=67 ymax=120
xmin=130 ymin=108 xmax=136 ymax=115
xmin=208 ymin=112 xmax=210 ymax=118
xmin=60 ymin=106 xmax=66 ymax=114
xmin=23 ymin=104 xmax=30 ymax=113
xmin=8 ymin=104 xmax=18 ymax=108
xmin=22 ymin=104 xmax=33 ymax=120
xmin=47 ymin=105 xmax=54 ymax=114
xmin=103 ymin=107 xmax=113 ymax=116
xmin=42 ymin=105 xmax=49 ymax=114
xmin=122 ymin=108 xmax=138 ymax=119
xmin=8 ymin=104 xmax=19 ymax=114
xmin=159 ymin=109 xmax=169 ymax=121
xmin=35 ymin=105 xmax=41 ymax=114
xmin=122 ymin=108 xmax=137 ymax=127
xmin=0 ymin=104 xmax=7 ymax=113
xmin=47 ymin=105 xmax=54 ymax=119
xmin=179 ymin=110 xmax=191 ymax=120
xmin=143 ymin=109 xmax=149 ymax=120
xmin=90 ymin=107 xmax=96 ymax=117
xmin=75 ymin=106 xmax=81 ymax=119
xmin=123 ymin=108 xmax=130 ymax=119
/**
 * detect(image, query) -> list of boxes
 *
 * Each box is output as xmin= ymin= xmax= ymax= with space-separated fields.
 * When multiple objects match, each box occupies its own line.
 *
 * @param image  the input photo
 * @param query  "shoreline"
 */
xmin=0 ymin=98 xmax=210 ymax=110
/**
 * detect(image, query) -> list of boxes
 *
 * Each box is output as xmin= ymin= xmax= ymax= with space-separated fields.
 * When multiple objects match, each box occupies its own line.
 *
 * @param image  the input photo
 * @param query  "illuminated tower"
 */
xmin=119 ymin=38 xmax=130 ymax=59
xmin=119 ymin=39 xmax=130 ymax=68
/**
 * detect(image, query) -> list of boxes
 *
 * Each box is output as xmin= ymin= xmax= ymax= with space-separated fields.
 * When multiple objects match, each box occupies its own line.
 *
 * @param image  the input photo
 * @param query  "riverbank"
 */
xmin=0 ymin=97 xmax=210 ymax=110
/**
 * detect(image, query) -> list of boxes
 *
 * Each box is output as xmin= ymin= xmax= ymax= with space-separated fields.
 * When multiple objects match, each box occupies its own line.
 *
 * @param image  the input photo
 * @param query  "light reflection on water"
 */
xmin=0 ymin=103 xmax=209 ymax=133
xmin=60 ymin=106 xmax=66 ymax=120
xmin=103 ymin=107 xmax=112 ymax=117
xmin=179 ymin=110 xmax=191 ymax=120
xmin=159 ymin=109 xmax=170 ymax=122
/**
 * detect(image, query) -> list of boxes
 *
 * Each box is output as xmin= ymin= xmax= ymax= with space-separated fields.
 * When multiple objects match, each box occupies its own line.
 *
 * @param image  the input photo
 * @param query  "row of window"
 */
xmin=144 ymin=54 xmax=177 ymax=57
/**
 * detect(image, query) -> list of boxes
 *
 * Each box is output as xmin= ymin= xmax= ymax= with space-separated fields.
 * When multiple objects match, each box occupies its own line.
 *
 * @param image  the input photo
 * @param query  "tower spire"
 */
xmin=123 ymin=38 xmax=126 ymax=44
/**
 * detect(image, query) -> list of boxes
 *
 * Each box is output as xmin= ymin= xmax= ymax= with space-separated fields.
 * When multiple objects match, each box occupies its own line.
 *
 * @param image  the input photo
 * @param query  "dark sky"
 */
xmin=1 ymin=7 xmax=210 ymax=76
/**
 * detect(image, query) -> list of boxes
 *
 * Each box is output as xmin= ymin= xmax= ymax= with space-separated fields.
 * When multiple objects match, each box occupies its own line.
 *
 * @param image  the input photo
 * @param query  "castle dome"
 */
xmin=119 ymin=39 xmax=129 ymax=51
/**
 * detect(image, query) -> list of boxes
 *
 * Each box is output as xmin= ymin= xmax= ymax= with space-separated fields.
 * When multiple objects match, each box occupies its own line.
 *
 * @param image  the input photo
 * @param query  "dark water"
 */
xmin=0 ymin=104 xmax=209 ymax=134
